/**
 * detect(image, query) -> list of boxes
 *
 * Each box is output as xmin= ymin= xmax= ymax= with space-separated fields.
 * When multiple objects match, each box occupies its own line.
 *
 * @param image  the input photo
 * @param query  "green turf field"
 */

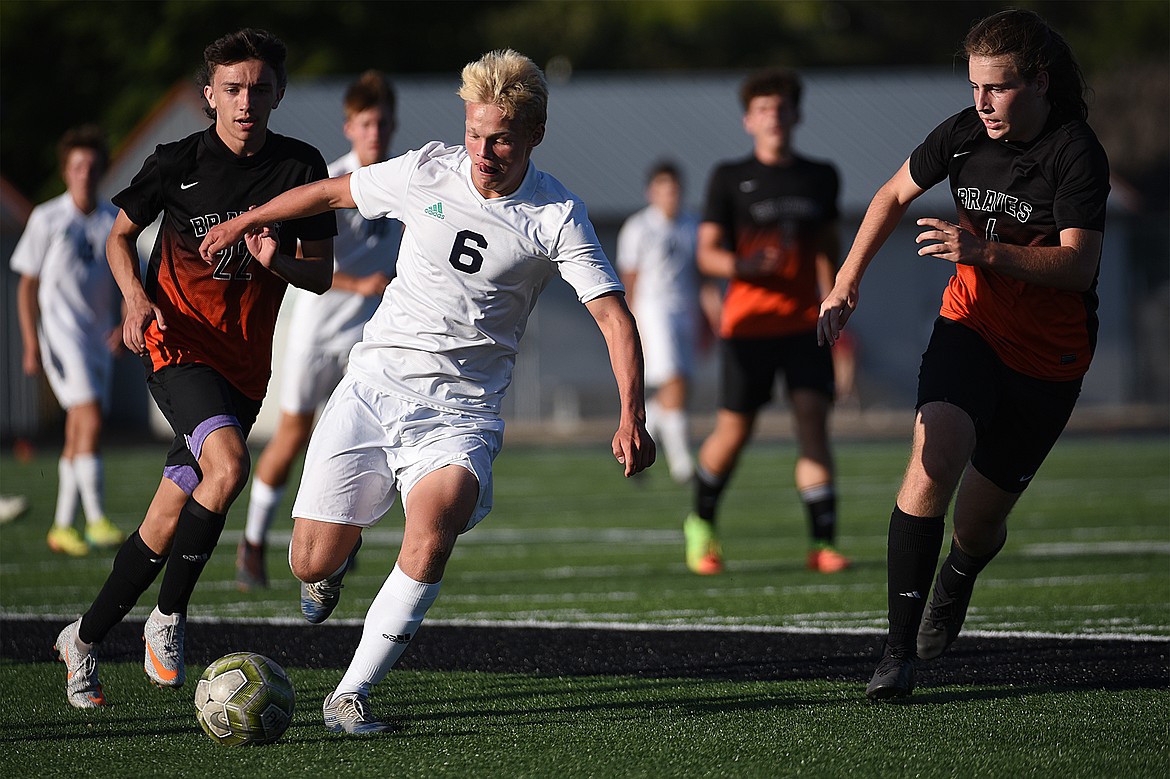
xmin=1 ymin=434 xmax=1167 ymax=777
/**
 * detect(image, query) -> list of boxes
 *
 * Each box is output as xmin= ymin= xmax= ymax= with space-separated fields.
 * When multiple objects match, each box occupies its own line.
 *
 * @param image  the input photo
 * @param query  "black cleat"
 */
xmin=866 ymin=648 xmax=916 ymax=701
xmin=917 ymin=571 xmax=973 ymax=660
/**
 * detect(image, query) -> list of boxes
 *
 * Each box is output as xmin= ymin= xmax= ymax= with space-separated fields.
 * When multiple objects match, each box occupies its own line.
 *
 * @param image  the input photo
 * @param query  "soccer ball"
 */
xmin=195 ymin=652 xmax=295 ymax=746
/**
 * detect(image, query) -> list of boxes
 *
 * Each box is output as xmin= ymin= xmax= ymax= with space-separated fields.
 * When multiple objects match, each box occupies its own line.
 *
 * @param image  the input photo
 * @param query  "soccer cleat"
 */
xmin=84 ymin=516 xmax=124 ymax=548
xmin=55 ymin=619 xmax=107 ymax=708
xmin=807 ymin=545 xmax=851 ymax=574
xmin=48 ymin=525 xmax=89 ymax=557
xmin=866 ymin=647 xmax=916 ymax=701
xmin=236 ymin=539 xmax=268 ymax=592
xmin=0 ymin=494 xmax=29 ymax=524
xmin=143 ymin=607 xmax=186 ymax=688
xmin=300 ymin=537 xmax=362 ymax=624
xmin=917 ymin=572 xmax=974 ymax=660
xmin=683 ymin=514 xmax=723 ymax=575
xmin=322 ymin=691 xmax=395 ymax=734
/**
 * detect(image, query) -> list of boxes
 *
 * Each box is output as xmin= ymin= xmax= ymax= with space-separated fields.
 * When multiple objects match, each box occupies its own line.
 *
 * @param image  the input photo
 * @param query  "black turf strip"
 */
xmin=6 ymin=618 xmax=1167 ymax=692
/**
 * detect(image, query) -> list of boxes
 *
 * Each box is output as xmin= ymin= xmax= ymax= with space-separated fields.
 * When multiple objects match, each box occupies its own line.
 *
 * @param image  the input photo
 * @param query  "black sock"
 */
xmin=801 ymin=484 xmax=837 ymax=545
xmin=156 ymin=497 xmax=227 ymax=616
xmin=886 ymin=506 xmax=945 ymax=656
xmin=937 ymin=533 xmax=1006 ymax=599
xmin=694 ymin=466 xmax=727 ymax=524
xmin=79 ymin=531 xmax=167 ymax=644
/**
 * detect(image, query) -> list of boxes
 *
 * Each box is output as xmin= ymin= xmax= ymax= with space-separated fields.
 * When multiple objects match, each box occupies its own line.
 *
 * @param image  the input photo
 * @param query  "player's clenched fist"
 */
xmin=199 ymin=214 xmax=251 ymax=263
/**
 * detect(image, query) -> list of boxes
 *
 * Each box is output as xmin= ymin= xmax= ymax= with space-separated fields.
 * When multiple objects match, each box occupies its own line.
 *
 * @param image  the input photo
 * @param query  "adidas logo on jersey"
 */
xmin=424 ymin=202 xmax=445 ymax=220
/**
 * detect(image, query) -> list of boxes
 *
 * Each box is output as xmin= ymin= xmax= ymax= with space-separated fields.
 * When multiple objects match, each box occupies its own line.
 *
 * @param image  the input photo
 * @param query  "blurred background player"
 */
xmin=236 ymin=69 xmax=402 ymax=591
xmin=11 ymin=125 xmax=124 ymax=557
xmin=616 ymin=160 xmax=702 ymax=484
xmin=684 ymin=68 xmax=848 ymax=576
xmin=53 ymin=28 xmax=335 ymax=709
xmin=818 ymin=9 xmax=1110 ymax=700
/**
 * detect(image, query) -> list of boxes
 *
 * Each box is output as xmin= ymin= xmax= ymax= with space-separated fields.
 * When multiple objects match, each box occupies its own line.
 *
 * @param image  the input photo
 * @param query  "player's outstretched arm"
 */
xmin=198 ymin=175 xmax=356 ymax=263
xmin=585 ymin=292 xmax=656 ymax=477
xmin=818 ymin=160 xmax=924 ymax=346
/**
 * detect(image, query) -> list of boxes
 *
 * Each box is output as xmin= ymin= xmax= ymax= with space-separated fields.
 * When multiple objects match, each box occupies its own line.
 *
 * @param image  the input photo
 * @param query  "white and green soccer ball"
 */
xmin=195 ymin=652 xmax=295 ymax=746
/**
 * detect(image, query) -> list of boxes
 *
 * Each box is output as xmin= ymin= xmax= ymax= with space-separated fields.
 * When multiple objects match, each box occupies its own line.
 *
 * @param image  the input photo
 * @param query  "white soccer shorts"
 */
xmin=39 ymin=324 xmax=112 ymax=410
xmin=276 ymin=340 xmax=350 ymax=415
xmin=638 ymin=308 xmax=696 ymax=387
xmin=292 ymin=374 xmax=503 ymax=532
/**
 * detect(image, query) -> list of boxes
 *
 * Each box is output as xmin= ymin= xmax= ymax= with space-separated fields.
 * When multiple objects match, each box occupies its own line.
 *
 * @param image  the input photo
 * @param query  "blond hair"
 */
xmin=457 ymin=49 xmax=548 ymax=131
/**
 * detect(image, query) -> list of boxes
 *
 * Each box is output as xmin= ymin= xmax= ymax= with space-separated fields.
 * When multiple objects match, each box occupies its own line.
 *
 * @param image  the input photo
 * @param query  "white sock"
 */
xmin=657 ymin=407 xmax=694 ymax=483
xmin=335 ymin=564 xmax=441 ymax=697
xmin=73 ymin=453 xmax=105 ymax=524
xmin=244 ymin=479 xmax=285 ymax=546
xmin=53 ymin=457 xmax=79 ymax=530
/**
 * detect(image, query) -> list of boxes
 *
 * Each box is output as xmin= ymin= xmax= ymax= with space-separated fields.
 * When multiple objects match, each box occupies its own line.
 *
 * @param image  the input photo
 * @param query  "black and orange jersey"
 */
xmin=114 ymin=126 xmax=336 ymax=399
xmin=910 ymin=107 xmax=1110 ymax=381
xmin=702 ymin=155 xmax=839 ymax=339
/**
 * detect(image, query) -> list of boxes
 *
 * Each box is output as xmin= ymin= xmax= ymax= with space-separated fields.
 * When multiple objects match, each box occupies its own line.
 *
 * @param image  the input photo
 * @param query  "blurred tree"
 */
xmin=2 ymin=0 xmax=1165 ymax=205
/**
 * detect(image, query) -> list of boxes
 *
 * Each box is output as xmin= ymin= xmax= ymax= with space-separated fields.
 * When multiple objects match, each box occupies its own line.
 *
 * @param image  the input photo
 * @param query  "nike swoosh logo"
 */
xmin=146 ymin=642 xmax=179 ymax=682
xmin=952 ymin=151 xmax=973 ymax=158
xmin=59 ymin=646 xmax=75 ymax=677
xmin=180 ymin=181 xmax=199 ymax=190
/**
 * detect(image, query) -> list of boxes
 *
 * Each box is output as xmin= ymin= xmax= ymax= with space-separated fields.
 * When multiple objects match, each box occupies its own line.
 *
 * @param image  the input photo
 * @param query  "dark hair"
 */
xmin=739 ymin=68 xmax=803 ymax=111
xmin=57 ymin=124 xmax=109 ymax=174
xmin=344 ymin=69 xmax=397 ymax=117
xmin=198 ymin=28 xmax=288 ymax=120
xmin=646 ymin=159 xmax=681 ymax=186
xmin=963 ymin=9 xmax=1088 ymax=121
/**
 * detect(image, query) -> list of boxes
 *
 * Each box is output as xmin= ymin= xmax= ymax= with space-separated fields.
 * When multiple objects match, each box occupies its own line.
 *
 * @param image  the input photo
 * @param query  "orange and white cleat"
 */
xmin=55 ymin=619 xmax=107 ymax=708
xmin=807 ymin=545 xmax=851 ymax=574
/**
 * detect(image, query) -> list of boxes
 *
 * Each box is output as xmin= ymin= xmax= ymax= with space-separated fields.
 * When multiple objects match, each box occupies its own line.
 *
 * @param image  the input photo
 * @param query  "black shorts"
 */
xmin=145 ymin=360 xmax=262 ymax=494
xmin=720 ymin=331 xmax=835 ymax=414
xmin=917 ymin=317 xmax=1082 ymax=494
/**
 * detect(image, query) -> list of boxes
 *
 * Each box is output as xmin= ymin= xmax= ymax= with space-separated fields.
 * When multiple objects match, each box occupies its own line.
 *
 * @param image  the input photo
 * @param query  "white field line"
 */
xmin=4 ymin=610 xmax=1167 ymax=644
xmin=1020 ymin=541 xmax=1170 ymax=556
xmin=3 ymin=532 xmax=1167 ymax=576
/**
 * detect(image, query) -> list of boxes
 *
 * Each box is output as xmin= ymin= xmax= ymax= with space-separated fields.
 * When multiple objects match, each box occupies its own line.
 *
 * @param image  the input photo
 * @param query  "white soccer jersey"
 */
xmin=347 ymin=141 xmax=623 ymax=415
xmin=616 ymin=204 xmax=700 ymax=319
xmin=283 ymin=151 xmax=403 ymax=356
xmin=10 ymin=193 xmax=119 ymax=402
xmin=616 ymin=205 xmax=700 ymax=383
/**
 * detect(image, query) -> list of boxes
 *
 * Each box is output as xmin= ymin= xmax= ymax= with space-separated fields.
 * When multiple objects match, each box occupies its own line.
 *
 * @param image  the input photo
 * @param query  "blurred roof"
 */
xmin=103 ymin=68 xmax=974 ymax=219
xmin=0 ymin=176 xmax=32 ymax=234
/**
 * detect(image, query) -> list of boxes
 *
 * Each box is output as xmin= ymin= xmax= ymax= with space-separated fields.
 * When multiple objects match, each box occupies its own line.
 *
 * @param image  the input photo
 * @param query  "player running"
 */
xmin=200 ymin=48 xmax=654 ymax=735
xmin=817 ymin=9 xmax=1111 ymax=701
xmin=53 ymin=28 xmax=336 ymax=709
